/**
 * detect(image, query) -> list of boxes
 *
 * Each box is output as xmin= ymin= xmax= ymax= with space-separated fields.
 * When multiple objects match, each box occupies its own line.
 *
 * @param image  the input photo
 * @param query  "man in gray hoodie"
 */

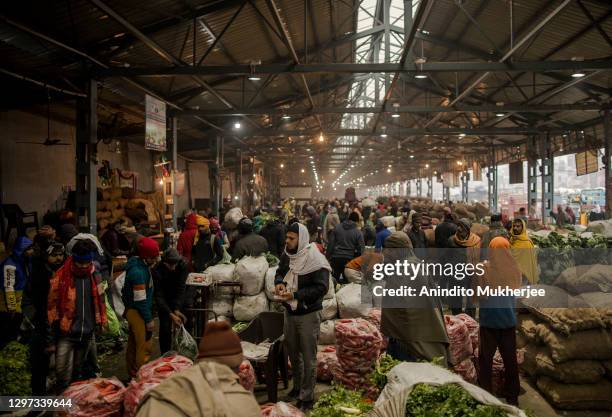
xmin=326 ymin=212 xmax=365 ymax=284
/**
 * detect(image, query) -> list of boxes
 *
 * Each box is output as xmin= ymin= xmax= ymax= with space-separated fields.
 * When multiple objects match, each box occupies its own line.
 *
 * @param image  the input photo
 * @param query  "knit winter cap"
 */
xmin=162 ymin=248 xmax=182 ymax=263
xmin=196 ymin=215 xmax=210 ymax=227
xmin=457 ymin=218 xmax=472 ymax=232
xmin=287 ymin=222 xmax=301 ymax=235
xmin=197 ymin=321 xmax=243 ymax=368
xmin=383 ymin=231 xmax=412 ymax=249
xmin=137 ymin=237 xmax=160 ymax=259
xmin=238 ymin=218 xmax=253 ymax=234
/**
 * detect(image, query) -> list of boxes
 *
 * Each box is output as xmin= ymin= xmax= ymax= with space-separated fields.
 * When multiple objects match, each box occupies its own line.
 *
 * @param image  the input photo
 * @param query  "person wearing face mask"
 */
xmin=123 ymin=237 xmax=159 ymax=377
xmin=153 ymin=248 xmax=188 ymax=354
xmin=209 ymin=217 xmax=230 ymax=251
xmin=0 ymin=236 xmax=34 ymax=348
xmin=26 ymin=239 xmax=65 ymax=395
xmin=274 ymin=223 xmax=331 ymax=411
xmin=446 ymin=218 xmax=481 ymax=317
xmin=47 ymin=239 xmax=107 ymax=392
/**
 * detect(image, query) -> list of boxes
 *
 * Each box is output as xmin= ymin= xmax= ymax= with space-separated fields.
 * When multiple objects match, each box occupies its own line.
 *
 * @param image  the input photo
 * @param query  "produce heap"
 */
xmin=0 ymin=341 xmax=31 ymax=396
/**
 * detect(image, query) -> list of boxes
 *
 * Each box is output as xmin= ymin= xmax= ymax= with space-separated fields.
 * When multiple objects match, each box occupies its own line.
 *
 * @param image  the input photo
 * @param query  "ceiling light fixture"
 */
xmin=571 ymin=71 xmax=585 ymax=78
xmin=319 ymin=133 xmax=325 ymax=143
xmin=280 ymin=163 xmax=284 ymax=168
xmin=233 ymin=121 xmax=241 ymax=129
xmin=495 ymin=112 xmax=505 ymax=117
xmin=415 ymin=73 xmax=427 ymax=79
xmin=282 ymin=115 xmax=290 ymax=120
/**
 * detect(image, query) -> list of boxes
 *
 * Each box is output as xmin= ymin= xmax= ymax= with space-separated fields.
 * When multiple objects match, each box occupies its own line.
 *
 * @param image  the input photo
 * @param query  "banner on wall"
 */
xmin=174 ymin=172 xmax=186 ymax=196
xmin=145 ymin=95 xmax=167 ymax=151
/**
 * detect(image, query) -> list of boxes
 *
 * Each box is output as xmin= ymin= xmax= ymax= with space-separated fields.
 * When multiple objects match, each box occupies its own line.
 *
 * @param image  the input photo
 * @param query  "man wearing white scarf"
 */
xmin=274 ymin=222 xmax=331 ymax=411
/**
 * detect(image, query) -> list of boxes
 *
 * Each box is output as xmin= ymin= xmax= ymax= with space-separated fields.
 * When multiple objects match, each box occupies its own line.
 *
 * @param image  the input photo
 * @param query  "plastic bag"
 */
xmin=261 ymin=402 xmax=306 ymax=417
xmin=171 ymin=325 xmax=198 ymax=361
xmin=238 ymin=359 xmax=256 ymax=391
xmin=136 ymin=353 xmax=193 ymax=381
xmin=60 ymin=377 xmax=126 ymax=417
xmin=103 ymin=295 xmax=121 ymax=338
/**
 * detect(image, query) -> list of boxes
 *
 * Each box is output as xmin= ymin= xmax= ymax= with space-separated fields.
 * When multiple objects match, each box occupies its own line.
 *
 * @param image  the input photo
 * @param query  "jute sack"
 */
xmin=576 ymin=292 xmax=612 ymax=327
xmin=517 ymin=314 xmax=541 ymax=344
xmin=519 ymin=285 xmax=605 ymax=334
xmin=535 ymin=323 xmax=612 ymax=363
xmin=554 ymin=264 xmax=612 ymax=294
xmin=536 ymin=376 xmax=612 ymax=410
xmin=522 ymin=346 xmax=605 ymax=383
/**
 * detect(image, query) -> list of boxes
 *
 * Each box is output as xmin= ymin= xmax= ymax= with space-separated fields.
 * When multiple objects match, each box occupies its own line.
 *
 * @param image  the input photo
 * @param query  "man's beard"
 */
xmin=286 ymin=246 xmax=297 ymax=255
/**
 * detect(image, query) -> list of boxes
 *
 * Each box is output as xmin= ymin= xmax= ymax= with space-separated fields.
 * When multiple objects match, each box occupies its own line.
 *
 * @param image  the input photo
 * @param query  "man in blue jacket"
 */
xmin=0 ymin=236 xmax=33 ymax=348
xmin=123 ymin=237 xmax=159 ymax=377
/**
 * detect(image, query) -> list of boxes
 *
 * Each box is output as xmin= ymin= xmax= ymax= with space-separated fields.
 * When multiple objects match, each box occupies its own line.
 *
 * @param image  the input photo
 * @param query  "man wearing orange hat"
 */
xmin=123 ymin=237 xmax=160 ymax=377
xmin=136 ymin=321 xmax=261 ymax=417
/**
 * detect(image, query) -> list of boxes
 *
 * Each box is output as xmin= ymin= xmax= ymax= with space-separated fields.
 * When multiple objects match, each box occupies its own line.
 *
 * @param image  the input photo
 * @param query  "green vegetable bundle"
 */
xmin=0 ymin=342 xmax=31 ymax=396
xmin=405 ymin=384 xmax=508 ymax=417
xmin=265 ymin=252 xmax=280 ymax=267
xmin=368 ymin=353 xmax=401 ymax=389
xmin=312 ymin=384 xmax=374 ymax=417
xmin=232 ymin=322 xmax=249 ymax=333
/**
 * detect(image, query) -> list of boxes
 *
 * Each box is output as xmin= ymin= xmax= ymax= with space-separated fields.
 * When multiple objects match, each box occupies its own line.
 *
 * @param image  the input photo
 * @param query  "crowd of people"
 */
xmin=0 ymin=196 xmax=542 ymax=411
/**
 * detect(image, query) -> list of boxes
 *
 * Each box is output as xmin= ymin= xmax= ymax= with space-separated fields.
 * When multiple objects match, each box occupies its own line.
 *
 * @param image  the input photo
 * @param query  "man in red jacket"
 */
xmin=177 ymin=213 xmax=197 ymax=270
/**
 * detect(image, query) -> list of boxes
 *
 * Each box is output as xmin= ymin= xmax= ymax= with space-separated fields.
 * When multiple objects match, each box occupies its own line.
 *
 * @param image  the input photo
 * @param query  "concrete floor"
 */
xmin=98 ymin=331 xmax=610 ymax=417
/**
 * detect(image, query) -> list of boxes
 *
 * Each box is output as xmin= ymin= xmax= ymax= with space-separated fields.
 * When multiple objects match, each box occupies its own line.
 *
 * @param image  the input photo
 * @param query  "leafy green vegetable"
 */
xmin=368 ymin=353 xmax=401 ymax=389
xmin=264 ymin=252 xmax=280 ymax=267
xmin=0 ymin=342 xmax=31 ymax=396
xmin=405 ymin=384 xmax=508 ymax=417
xmin=312 ymin=384 xmax=374 ymax=417
xmin=232 ymin=322 xmax=249 ymax=333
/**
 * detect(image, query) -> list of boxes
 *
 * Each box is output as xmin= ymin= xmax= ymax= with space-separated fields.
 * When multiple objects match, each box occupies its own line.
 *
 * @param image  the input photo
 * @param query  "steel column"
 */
xmin=461 ymin=172 xmax=469 ymax=203
xmin=416 ymin=178 xmax=422 ymax=197
xmin=407 ymin=180 xmax=412 ymax=197
xmin=171 ymin=117 xmax=178 ymax=230
xmin=541 ymin=133 xmax=554 ymax=223
xmin=75 ymin=79 xmax=98 ymax=234
xmin=443 ymin=185 xmax=450 ymax=203
xmin=426 ymin=177 xmax=433 ymax=199
xmin=605 ymin=109 xmax=612 ymax=219
xmin=527 ymin=136 xmax=539 ymax=217
xmin=487 ymin=150 xmax=498 ymax=214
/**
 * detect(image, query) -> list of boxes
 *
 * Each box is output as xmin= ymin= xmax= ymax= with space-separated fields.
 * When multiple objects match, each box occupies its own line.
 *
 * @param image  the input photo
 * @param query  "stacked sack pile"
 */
xmin=207 ymin=255 xmax=270 ymax=322
xmin=519 ymin=280 xmax=612 ymax=411
xmin=96 ymin=188 xmax=162 ymax=232
xmin=60 ymin=377 xmax=126 ymax=417
xmin=123 ymin=354 xmax=193 ymax=417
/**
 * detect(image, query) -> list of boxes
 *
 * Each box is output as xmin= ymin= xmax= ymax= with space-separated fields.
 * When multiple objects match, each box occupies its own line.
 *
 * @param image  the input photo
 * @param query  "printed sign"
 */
xmin=145 ymin=95 xmax=166 ymax=151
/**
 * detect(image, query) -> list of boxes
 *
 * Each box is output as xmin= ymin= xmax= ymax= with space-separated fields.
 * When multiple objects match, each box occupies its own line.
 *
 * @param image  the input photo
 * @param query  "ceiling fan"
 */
xmin=16 ymin=90 xmax=71 ymax=146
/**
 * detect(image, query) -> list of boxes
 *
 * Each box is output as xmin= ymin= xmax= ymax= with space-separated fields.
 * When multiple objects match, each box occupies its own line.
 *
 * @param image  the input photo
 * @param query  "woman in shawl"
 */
xmin=273 ymin=222 xmax=331 ymax=411
xmin=509 ymin=219 xmax=539 ymax=284
xmin=446 ymin=218 xmax=481 ymax=317
xmin=380 ymin=232 xmax=450 ymax=366
xmin=478 ymin=237 xmax=522 ymax=405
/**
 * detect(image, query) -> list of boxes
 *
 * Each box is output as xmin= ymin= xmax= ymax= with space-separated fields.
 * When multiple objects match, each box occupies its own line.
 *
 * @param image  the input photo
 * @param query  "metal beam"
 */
xmin=424 ymin=0 xmax=573 ymax=128
xmin=96 ymin=59 xmax=612 ymax=77
xmin=230 ymin=127 xmax=564 ymax=136
xmin=175 ymin=103 xmax=604 ymax=116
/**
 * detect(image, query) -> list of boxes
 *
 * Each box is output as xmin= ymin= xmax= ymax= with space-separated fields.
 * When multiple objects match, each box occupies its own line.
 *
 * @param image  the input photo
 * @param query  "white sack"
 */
xmin=233 ymin=292 xmax=268 ymax=322
xmin=324 ymin=276 xmax=336 ymax=300
xmin=264 ymin=266 xmax=279 ymax=299
xmin=344 ymin=268 xmax=363 ymax=284
xmin=205 ymin=263 xmax=238 ymax=296
xmin=211 ymin=295 xmax=234 ymax=318
xmin=322 ymin=297 xmax=338 ymax=321
xmin=112 ymin=272 xmax=126 ymax=317
xmin=319 ymin=320 xmax=336 ymax=345
xmin=336 ymin=283 xmax=371 ymax=319
xmin=224 ymin=207 xmax=244 ymax=230
xmin=234 ymin=256 xmax=268 ymax=296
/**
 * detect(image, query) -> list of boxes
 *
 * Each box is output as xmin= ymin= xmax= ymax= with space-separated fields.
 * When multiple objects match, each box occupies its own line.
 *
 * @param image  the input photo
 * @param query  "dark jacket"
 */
xmin=306 ymin=215 xmax=320 ymax=241
xmin=192 ymin=234 xmax=223 ymax=272
xmin=327 ymin=220 xmax=365 ymax=260
xmin=435 ymin=219 xmax=457 ymax=248
xmin=232 ymin=233 xmax=269 ymax=261
xmin=363 ymin=225 xmax=376 ymax=247
xmin=408 ymin=228 xmax=427 ymax=259
xmin=100 ymin=229 xmax=130 ymax=256
xmin=259 ymin=220 xmax=286 ymax=258
xmin=480 ymin=222 xmax=509 ymax=259
xmin=153 ymin=260 xmax=188 ymax=314
xmin=24 ymin=259 xmax=55 ymax=339
xmin=275 ymin=259 xmax=329 ymax=316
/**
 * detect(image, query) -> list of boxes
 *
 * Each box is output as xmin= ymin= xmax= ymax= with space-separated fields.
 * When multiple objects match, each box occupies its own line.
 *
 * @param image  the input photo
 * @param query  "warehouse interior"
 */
xmin=0 ymin=0 xmax=611 ymax=415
